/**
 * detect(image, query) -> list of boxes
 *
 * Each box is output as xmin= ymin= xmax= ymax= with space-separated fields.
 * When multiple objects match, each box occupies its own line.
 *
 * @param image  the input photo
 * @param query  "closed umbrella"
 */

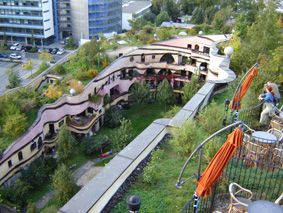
xmin=195 ymin=127 xmax=243 ymax=197
xmin=230 ymin=66 xmax=259 ymax=110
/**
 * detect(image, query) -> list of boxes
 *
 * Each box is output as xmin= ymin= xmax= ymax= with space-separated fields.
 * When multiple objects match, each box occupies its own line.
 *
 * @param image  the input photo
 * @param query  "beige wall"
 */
xmin=70 ymin=0 xmax=89 ymax=41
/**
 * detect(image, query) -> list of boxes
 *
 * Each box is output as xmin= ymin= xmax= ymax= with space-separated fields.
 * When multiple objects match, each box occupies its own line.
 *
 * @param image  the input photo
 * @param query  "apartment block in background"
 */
xmin=0 ymin=0 xmax=55 ymax=45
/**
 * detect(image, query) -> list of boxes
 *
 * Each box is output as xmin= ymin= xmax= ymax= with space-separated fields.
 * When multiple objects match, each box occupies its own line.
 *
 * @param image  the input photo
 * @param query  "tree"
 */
xmin=3 ymin=112 xmax=27 ymax=138
xmin=113 ymin=118 xmax=134 ymax=151
xmin=131 ymin=83 xmax=150 ymax=104
xmin=155 ymin=11 xmax=170 ymax=26
xmin=22 ymin=59 xmax=34 ymax=76
xmin=53 ymin=64 xmax=66 ymax=75
xmin=156 ymin=27 xmax=173 ymax=41
xmin=6 ymin=68 xmax=21 ymax=88
xmin=65 ymin=37 xmax=77 ymax=50
xmin=56 ymin=125 xmax=76 ymax=161
xmin=39 ymin=52 xmax=53 ymax=62
xmin=156 ymin=79 xmax=174 ymax=110
xmin=104 ymin=106 xmax=123 ymax=128
xmin=182 ymin=75 xmax=200 ymax=103
xmin=52 ymin=164 xmax=77 ymax=205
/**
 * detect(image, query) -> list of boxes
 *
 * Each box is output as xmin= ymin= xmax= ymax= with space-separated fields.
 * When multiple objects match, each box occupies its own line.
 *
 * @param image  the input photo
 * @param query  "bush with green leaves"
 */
xmin=113 ymin=118 xmax=134 ymax=151
xmin=203 ymin=137 xmax=223 ymax=163
xmin=143 ymin=149 xmax=165 ymax=185
xmin=80 ymin=135 xmax=110 ymax=155
xmin=156 ymin=79 xmax=174 ymax=110
xmin=104 ymin=105 xmax=123 ymax=128
xmin=161 ymin=105 xmax=181 ymax=118
xmin=56 ymin=125 xmax=77 ymax=161
xmin=170 ymin=120 xmax=204 ymax=156
xmin=131 ymin=83 xmax=150 ymax=104
xmin=198 ymin=101 xmax=223 ymax=135
xmin=52 ymin=164 xmax=77 ymax=205
xmin=53 ymin=64 xmax=66 ymax=75
xmin=182 ymin=75 xmax=200 ymax=103
xmin=6 ymin=68 xmax=21 ymax=89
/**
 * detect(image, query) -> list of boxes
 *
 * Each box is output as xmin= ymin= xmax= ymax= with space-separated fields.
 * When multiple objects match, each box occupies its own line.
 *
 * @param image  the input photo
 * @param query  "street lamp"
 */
xmin=127 ymin=195 xmax=141 ymax=213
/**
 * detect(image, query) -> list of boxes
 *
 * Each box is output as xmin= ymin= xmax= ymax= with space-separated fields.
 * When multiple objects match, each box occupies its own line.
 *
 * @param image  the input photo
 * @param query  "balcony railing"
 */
xmin=179 ymin=122 xmax=283 ymax=212
xmin=67 ymin=114 xmax=97 ymax=128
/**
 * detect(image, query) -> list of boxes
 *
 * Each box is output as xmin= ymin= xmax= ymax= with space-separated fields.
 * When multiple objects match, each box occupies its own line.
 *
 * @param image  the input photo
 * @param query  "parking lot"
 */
xmin=0 ymin=48 xmax=71 ymax=95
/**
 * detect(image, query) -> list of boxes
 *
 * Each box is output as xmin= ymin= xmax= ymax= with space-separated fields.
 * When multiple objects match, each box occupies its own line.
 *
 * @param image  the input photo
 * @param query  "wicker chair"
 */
xmin=243 ymin=141 xmax=268 ymax=167
xmin=267 ymin=128 xmax=283 ymax=142
xmin=228 ymin=183 xmax=253 ymax=213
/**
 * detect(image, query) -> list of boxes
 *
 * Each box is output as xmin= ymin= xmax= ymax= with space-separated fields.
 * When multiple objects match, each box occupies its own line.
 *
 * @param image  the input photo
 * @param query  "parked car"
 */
xmin=51 ymin=48 xmax=59 ymax=54
xmin=9 ymin=43 xmax=20 ymax=50
xmin=48 ymin=48 xmax=53 ymax=53
xmin=0 ymin=53 xmax=9 ymax=58
xmin=15 ymin=45 xmax=23 ymax=51
xmin=9 ymin=53 xmax=22 ymax=60
xmin=56 ymin=48 xmax=65 ymax=55
xmin=22 ymin=46 xmax=33 ymax=52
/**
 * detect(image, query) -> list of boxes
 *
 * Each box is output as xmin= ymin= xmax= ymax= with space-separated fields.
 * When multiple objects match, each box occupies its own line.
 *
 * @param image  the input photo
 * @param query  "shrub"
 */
xmin=198 ymin=101 xmax=223 ymax=135
xmin=182 ymin=75 xmax=200 ymax=103
xmin=104 ymin=105 xmax=123 ymax=128
xmin=6 ymin=68 xmax=21 ymax=89
xmin=69 ymin=79 xmax=84 ymax=94
xmin=52 ymin=164 xmax=77 ymax=205
xmin=131 ymin=83 xmax=150 ymax=104
xmin=161 ymin=105 xmax=181 ymax=118
xmin=44 ymin=85 xmax=63 ymax=100
xmin=81 ymin=135 xmax=110 ymax=155
xmin=156 ymin=79 xmax=174 ymax=110
xmin=53 ymin=64 xmax=66 ymax=75
xmin=170 ymin=120 xmax=204 ymax=156
xmin=41 ymin=205 xmax=58 ymax=213
xmin=3 ymin=113 xmax=27 ymax=138
xmin=113 ymin=118 xmax=134 ymax=151
xmin=203 ymin=137 xmax=223 ymax=163
xmin=143 ymin=149 xmax=165 ymax=185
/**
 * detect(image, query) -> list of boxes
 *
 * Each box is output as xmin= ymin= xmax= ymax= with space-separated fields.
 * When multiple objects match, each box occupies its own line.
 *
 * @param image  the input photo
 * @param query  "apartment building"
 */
xmin=0 ymin=0 xmax=55 ymax=45
xmin=53 ymin=0 xmax=71 ymax=41
xmin=71 ymin=0 xmax=122 ymax=41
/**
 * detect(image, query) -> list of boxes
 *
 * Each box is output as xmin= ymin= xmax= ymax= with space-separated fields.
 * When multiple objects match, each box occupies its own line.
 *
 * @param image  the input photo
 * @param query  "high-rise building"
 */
xmin=0 ymin=0 xmax=55 ymax=45
xmin=54 ymin=0 xmax=72 ymax=41
xmin=71 ymin=0 xmax=122 ymax=41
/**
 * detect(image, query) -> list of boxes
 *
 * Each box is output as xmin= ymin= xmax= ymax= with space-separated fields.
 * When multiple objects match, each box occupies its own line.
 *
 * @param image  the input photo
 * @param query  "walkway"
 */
xmin=35 ymin=157 xmax=109 ymax=210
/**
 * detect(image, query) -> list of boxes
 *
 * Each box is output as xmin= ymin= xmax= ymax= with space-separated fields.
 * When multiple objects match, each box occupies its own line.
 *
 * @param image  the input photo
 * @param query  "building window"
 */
xmin=43 ymin=10 xmax=49 ymax=13
xmin=8 ymin=160 xmax=12 ymax=168
xmin=38 ymin=137 xmax=43 ymax=149
xmin=45 ymin=28 xmax=51 ymax=32
xmin=44 ymin=19 xmax=50 ymax=22
xmin=30 ymin=142 xmax=37 ymax=151
xmin=152 ymin=55 xmax=155 ymax=59
xmin=18 ymin=151 xmax=23 ymax=161
xmin=43 ymin=0 xmax=48 ymax=3
xmin=59 ymin=119 xmax=64 ymax=127
xmin=129 ymin=56 xmax=134 ymax=62
xmin=187 ymin=44 xmax=192 ymax=49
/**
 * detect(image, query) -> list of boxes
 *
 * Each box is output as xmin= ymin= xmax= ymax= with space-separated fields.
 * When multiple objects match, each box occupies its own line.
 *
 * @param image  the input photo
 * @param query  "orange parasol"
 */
xmin=195 ymin=127 xmax=243 ymax=197
xmin=230 ymin=67 xmax=259 ymax=110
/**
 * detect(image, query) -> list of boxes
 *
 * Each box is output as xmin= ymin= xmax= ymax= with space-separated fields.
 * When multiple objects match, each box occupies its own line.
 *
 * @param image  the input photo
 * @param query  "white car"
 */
xmin=56 ymin=48 xmax=65 ymax=55
xmin=9 ymin=43 xmax=20 ymax=50
xmin=9 ymin=53 xmax=22 ymax=60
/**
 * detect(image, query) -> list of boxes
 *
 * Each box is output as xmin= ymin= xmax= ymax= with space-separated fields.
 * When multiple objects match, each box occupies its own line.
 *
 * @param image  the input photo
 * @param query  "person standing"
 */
xmin=259 ymin=85 xmax=275 ymax=125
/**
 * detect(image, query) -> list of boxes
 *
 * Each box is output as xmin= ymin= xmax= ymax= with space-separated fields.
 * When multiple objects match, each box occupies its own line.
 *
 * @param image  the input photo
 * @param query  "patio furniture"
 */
xmin=243 ymin=141 xmax=268 ymax=167
xmin=248 ymin=200 xmax=283 ymax=213
xmin=272 ymin=148 xmax=283 ymax=167
xmin=267 ymin=128 xmax=283 ymax=142
xmin=228 ymin=182 xmax=253 ymax=213
xmin=252 ymin=131 xmax=277 ymax=144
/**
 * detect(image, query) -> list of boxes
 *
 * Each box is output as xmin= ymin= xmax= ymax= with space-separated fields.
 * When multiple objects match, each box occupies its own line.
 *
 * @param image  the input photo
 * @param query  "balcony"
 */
xmin=67 ymin=114 xmax=97 ymax=129
xmin=0 ymin=14 xmax=43 ymax=20
xmin=0 ymin=31 xmax=44 ymax=38
xmin=44 ymin=132 xmax=57 ymax=143
xmin=0 ymin=23 xmax=43 ymax=29
xmin=0 ymin=6 xmax=42 ymax=11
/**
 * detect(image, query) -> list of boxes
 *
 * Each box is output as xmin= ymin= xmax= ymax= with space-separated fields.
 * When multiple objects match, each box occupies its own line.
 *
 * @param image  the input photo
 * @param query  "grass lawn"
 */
xmin=112 ymin=143 xmax=199 ymax=213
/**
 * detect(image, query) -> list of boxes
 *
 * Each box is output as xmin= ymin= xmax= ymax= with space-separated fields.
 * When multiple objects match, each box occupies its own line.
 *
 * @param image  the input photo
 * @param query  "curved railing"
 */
xmin=178 ymin=122 xmax=283 ymax=212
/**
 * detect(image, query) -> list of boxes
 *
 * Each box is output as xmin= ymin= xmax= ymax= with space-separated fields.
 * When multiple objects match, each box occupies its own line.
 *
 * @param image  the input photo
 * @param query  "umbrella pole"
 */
xmin=193 ymin=193 xmax=199 ymax=213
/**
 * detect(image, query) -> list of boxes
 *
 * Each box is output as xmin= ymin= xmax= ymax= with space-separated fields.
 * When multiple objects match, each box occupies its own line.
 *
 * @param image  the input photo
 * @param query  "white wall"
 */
xmin=122 ymin=13 xmax=132 ymax=30
xmin=70 ymin=0 xmax=89 ymax=41
xmin=42 ymin=0 xmax=54 ymax=38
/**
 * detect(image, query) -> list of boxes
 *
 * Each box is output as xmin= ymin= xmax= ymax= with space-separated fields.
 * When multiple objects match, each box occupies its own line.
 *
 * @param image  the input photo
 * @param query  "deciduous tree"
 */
xmin=156 ymin=79 xmax=174 ymax=110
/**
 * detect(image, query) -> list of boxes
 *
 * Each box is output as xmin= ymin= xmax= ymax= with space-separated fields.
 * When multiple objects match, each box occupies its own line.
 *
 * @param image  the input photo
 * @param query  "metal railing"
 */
xmin=179 ymin=122 xmax=283 ymax=213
